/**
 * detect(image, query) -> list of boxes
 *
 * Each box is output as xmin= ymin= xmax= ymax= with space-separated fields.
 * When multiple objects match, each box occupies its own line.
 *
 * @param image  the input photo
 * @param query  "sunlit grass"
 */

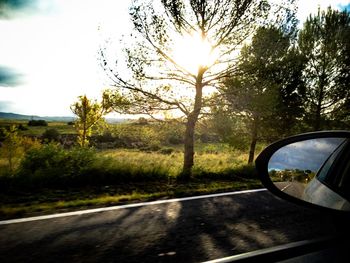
xmin=99 ymin=146 xmax=249 ymax=178
xmin=100 ymin=149 xmax=183 ymax=177
xmin=194 ymin=151 xmax=249 ymax=173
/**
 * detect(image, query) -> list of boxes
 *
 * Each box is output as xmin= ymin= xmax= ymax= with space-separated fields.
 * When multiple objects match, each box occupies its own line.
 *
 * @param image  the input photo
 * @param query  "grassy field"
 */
xmin=99 ymin=145 xmax=250 ymax=177
xmin=0 ymin=120 xmax=76 ymax=136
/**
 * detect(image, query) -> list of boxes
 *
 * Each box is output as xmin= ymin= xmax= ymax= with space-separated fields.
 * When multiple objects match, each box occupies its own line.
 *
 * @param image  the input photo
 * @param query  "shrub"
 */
xmin=94 ymin=131 xmax=115 ymax=143
xmin=17 ymin=144 xmax=96 ymax=188
xmin=137 ymin=117 xmax=148 ymax=125
xmin=159 ymin=147 xmax=174 ymax=155
xmin=21 ymin=136 xmax=42 ymax=152
xmin=140 ymin=144 xmax=161 ymax=152
xmin=28 ymin=120 xmax=48 ymax=126
xmin=17 ymin=124 xmax=28 ymax=131
xmin=42 ymin=128 xmax=61 ymax=142
xmin=0 ymin=126 xmax=23 ymax=174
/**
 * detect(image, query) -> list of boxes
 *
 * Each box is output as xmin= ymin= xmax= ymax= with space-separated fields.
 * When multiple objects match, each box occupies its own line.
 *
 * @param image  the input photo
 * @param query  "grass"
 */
xmin=99 ymin=146 xmax=250 ymax=177
xmin=0 ymin=179 xmax=262 ymax=220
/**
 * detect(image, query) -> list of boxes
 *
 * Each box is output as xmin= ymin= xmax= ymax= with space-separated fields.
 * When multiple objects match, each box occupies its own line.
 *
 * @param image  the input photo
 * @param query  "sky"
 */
xmin=0 ymin=0 xmax=350 ymax=116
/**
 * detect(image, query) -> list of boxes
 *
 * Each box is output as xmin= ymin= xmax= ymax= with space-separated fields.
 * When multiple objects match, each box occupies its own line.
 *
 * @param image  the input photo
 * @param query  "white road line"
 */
xmin=281 ymin=183 xmax=292 ymax=192
xmin=0 ymin=188 xmax=267 ymax=225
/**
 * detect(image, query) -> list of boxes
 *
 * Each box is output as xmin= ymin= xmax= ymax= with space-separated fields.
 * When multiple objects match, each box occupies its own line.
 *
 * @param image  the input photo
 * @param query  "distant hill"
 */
xmin=0 ymin=112 xmax=125 ymax=123
xmin=0 ymin=112 xmax=75 ymax=122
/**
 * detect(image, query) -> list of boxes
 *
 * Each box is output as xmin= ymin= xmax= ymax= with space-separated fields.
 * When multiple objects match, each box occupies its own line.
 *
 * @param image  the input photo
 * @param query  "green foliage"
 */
xmin=159 ymin=147 xmax=174 ymax=155
xmin=158 ymin=121 xmax=184 ymax=145
xmin=108 ymin=121 xmax=184 ymax=149
xmin=71 ymin=94 xmax=110 ymax=147
xmin=206 ymin=104 xmax=250 ymax=150
xmin=42 ymin=128 xmax=61 ymax=142
xmin=137 ymin=117 xmax=148 ymax=125
xmin=17 ymin=124 xmax=28 ymax=131
xmin=28 ymin=120 xmax=48 ymax=126
xmin=223 ymin=26 xmax=303 ymax=162
xmin=0 ymin=125 xmax=23 ymax=174
xmin=298 ymin=7 xmax=350 ymax=130
xmin=17 ymin=144 xmax=96 ymax=187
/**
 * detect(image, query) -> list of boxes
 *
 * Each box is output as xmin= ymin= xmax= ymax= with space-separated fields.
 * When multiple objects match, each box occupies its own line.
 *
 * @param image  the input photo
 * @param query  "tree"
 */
xmin=272 ymin=46 xmax=306 ymax=136
xmin=101 ymin=0 xmax=295 ymax=178
xmin=70 ymin=94 xmax=111 ymax=147
xmin=298 ymin=7 xmax=350 ymax=130
xmin=0 ymin=125 xmax=23 ymax=173
xmin=224 ymin=26 xmax=304 ymax=164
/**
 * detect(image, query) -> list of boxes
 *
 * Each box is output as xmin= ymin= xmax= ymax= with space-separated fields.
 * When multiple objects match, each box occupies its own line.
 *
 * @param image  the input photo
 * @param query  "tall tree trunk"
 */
xmin=314 ymin=90 xmax=323 ymax=131
xmin=183 ymin=116 xmax=196 ymax=177
xmin=182 ymin=71 xmax=204 ymax=179
xmin=82 ymin=120 xmax=87 ymax=147
xmin=314 ymin=77 xmax=325 ymax=131
xmin=248 ymin=118 xmax=258 ymax=164
xmin=314 ymin=105 xmax=322 ymax=131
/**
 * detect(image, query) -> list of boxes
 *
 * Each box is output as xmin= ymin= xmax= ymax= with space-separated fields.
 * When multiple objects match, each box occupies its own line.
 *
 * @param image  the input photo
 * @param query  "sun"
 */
xmin=172 ymin=32 xmax=217 ymax=75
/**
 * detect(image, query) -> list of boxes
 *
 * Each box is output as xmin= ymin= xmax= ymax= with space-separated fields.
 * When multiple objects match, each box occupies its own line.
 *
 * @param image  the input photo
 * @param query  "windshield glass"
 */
xmin=1 ymin=1 xmax=349 ymax=262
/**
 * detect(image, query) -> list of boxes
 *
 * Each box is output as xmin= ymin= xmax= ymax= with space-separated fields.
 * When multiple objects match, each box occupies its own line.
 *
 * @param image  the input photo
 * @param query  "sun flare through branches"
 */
xmin=172 ymin=32 xmax=218 ymax=75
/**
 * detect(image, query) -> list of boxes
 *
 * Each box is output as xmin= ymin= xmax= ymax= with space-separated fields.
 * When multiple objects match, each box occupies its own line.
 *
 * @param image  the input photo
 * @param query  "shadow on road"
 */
xmin=0 ymin=191 xmax=336 ymax=262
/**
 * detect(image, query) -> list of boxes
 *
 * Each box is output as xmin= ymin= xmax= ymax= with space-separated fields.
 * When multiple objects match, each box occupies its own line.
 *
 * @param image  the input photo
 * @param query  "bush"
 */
xmin=159 ymin=147 xmax=174 ymax=155
xmin=28 ymin=120 xmax=48 ymax=126
xmin=17 ymin=124 xmax=28 ymax=131
xmin=42 ymin=128 xmax=61 ymax=142
xmin=94 ymin=131 xmax=115 ymax=143
xmin=17 ymin=144 xmax=96 ymax=188
xmin=140 ymin=144 xmax=161 ymax=152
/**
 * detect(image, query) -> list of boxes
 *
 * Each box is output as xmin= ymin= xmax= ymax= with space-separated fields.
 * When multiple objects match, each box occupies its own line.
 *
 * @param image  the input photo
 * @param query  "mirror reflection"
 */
xmin=268 ymin=137 xmax=350 ymax=211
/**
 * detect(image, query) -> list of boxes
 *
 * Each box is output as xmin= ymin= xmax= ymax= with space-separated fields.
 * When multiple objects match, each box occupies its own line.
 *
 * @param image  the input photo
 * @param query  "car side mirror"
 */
xmin=256 ymin=131 xmax=350 ymax=212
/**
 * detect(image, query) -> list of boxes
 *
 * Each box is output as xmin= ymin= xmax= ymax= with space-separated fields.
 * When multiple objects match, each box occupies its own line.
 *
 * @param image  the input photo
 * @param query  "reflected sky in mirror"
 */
xmin=268 ymin=138 xmax=346 ymax=173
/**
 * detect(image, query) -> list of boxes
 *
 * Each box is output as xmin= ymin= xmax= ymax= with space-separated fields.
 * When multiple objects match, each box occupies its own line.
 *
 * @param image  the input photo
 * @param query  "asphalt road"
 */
xmin=275 ymin=181 xmax=306 ymax=199
xmin=0 ymin=190 xmax=337 ymax=263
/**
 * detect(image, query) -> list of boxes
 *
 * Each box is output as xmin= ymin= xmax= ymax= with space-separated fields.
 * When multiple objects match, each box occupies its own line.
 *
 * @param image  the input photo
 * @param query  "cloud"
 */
xmin=0 ymin=0 xmax=56 ymax=19
xmin=268 ymin=138 xmax=346 ymax=172
xmin=0 ymin=100 xmax=14 ymax=111
xmin=0 ymin=66 xmax=23 ymax=87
